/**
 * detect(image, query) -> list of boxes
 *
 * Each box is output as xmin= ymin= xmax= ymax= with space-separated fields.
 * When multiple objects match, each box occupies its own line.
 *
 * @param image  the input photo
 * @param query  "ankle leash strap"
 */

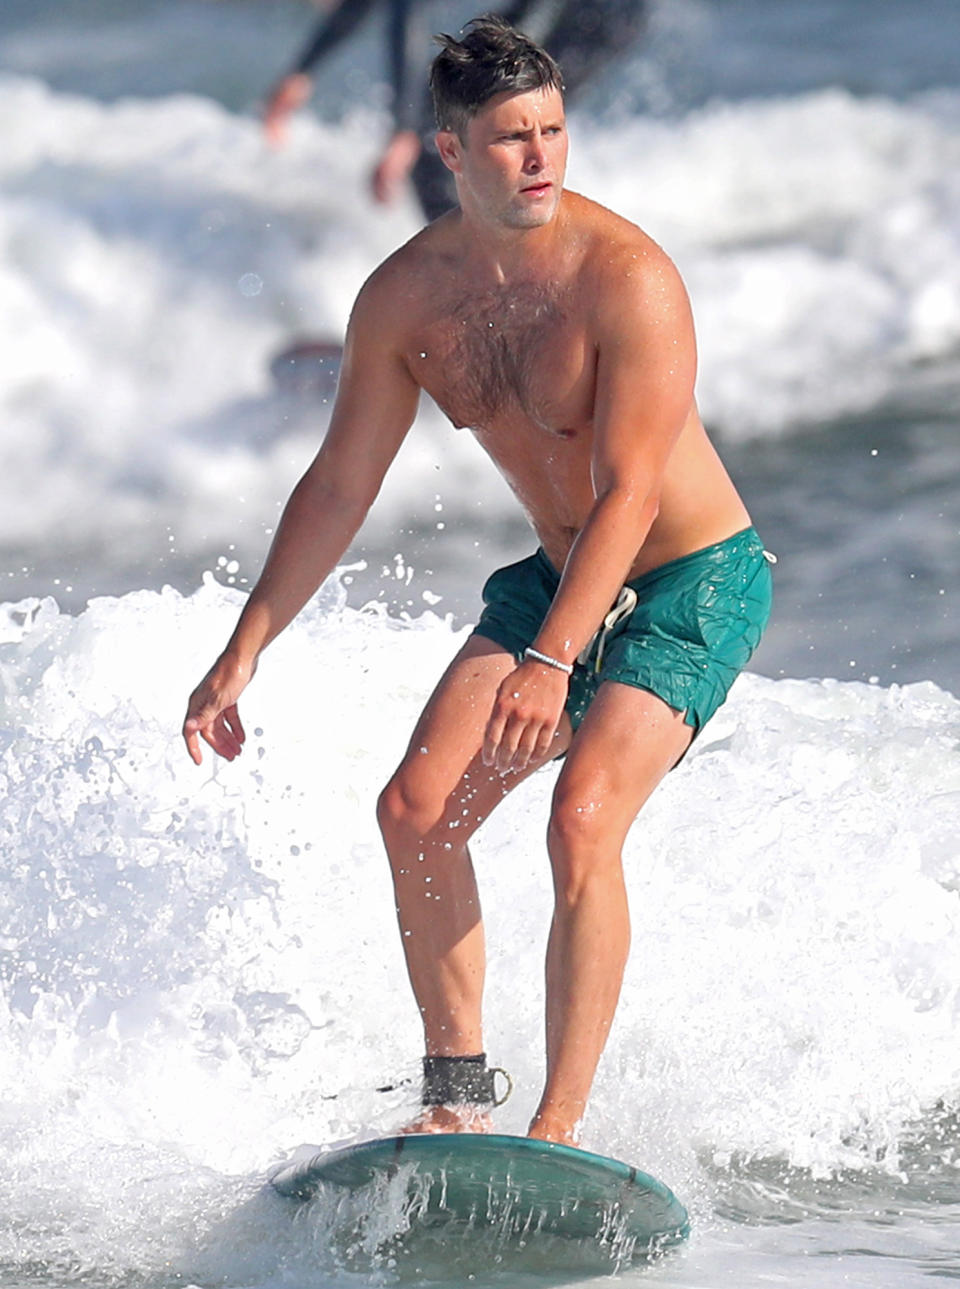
xmin=421 ymin=1054 xmax=513 ymax=1107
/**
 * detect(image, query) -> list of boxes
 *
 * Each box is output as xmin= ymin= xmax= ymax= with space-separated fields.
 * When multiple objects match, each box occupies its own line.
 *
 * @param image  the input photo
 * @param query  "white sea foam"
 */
xmin=572 ymin=88 xmax=960 ymax=436
xmin=1 ymin=577 xmax=958 ymax=1282
xmin=1 ymin=74 xmax=959 ymax=588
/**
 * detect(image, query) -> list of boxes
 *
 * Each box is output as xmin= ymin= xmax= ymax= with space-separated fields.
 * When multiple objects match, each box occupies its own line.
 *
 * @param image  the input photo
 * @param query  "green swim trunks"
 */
xmin=473 ymin=527 xmax=773 ymax=734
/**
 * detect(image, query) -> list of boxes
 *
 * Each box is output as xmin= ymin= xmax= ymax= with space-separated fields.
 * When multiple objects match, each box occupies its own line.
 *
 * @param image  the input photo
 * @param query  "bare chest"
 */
xmin=409 ymin=282 xmax=597 ymax=438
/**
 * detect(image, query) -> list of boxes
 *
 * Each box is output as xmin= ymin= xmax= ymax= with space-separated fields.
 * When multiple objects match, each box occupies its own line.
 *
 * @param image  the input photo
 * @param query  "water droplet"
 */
xmin=238 ymin=272 xmax=263 ymax=297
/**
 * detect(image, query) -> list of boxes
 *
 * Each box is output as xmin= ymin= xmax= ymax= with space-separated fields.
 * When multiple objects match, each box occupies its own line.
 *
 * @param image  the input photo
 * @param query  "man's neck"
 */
xmin=456 ymin=198 xmax=567 ymax=285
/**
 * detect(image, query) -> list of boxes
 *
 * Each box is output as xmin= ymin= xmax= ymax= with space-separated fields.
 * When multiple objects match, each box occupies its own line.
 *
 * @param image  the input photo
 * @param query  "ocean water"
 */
xmin=1 ymin=1 xmax=959 ymax=1286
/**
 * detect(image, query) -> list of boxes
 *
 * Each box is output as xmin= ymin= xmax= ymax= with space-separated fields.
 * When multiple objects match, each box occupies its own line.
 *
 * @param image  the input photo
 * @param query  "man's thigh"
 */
xmin=390 ymin=633 xmax=573 ymax=829
xmin=553 ymin=681 xmax=693 ymax=844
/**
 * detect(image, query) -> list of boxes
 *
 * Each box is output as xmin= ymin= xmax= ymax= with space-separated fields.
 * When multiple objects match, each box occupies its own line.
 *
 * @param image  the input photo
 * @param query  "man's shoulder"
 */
xmin=356 ymin=215 xmax=458 ymax=318
xmin=564 ymin=191 xmax=677 ymax=284
xmin=563 ymin=192 xmax=689 ymax=329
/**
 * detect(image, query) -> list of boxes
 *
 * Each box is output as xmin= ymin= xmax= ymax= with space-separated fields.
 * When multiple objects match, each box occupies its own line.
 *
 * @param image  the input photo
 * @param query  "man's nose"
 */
xmin=524 ymin=134 xmax=547 ymax=170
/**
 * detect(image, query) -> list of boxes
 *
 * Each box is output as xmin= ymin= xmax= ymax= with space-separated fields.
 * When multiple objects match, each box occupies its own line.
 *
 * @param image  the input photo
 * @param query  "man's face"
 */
xmin=440 ymin=86 xmax=568 ymax=230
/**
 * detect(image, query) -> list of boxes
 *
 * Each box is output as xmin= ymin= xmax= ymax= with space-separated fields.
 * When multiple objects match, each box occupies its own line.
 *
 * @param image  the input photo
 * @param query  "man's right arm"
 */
xmin=182 ymin=268 xmax=421 ymax=764
xmin=263 ymin=0 xmax=378 ymax=145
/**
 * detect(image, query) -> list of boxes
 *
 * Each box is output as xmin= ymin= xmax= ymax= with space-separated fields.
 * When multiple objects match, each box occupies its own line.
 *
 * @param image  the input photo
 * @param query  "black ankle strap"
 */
xmin=421 ymin=1054 xmax=512 ymax=1107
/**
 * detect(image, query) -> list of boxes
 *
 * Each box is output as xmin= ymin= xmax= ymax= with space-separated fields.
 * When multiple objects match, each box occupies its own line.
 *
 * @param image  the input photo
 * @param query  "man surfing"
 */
xmin=183 ymin=16 xmax=772 ymax=1147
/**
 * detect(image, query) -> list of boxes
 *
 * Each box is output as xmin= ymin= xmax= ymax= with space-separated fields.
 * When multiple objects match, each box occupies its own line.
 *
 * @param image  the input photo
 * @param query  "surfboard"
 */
xmin=270 ymin=1133 xmax=689 ymax=1261
xmin=269 ymin=338 xmax=343 ymax=397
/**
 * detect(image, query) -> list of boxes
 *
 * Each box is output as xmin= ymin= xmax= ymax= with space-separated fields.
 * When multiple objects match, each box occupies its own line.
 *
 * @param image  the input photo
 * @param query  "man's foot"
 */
xmin=527 ymin=1111 xmax=582 ymax=1147
xmin=402 ymin=1104 xmax=493 ymax=1135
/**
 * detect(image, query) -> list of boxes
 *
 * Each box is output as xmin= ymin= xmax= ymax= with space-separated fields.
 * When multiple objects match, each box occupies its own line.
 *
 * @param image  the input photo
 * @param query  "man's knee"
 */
xmin=547 ymin=772 xmax=625 ymax=897
xmin=378 ymin=754 xmax=486 ymax=848
xmin=376 ymin=765 xmax=442 ymax=846
xmin=548 ymin=785 xmax=606 ymax=854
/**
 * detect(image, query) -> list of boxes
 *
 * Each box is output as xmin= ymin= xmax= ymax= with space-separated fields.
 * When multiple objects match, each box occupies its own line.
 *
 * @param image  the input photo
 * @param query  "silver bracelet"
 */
xmin=523 ymin=646 xmax=573 ymax=675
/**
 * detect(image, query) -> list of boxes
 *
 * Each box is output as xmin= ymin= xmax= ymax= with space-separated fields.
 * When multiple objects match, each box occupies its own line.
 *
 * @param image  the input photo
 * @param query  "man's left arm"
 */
xmin=483 ymin=246 xmax=697 ymax=771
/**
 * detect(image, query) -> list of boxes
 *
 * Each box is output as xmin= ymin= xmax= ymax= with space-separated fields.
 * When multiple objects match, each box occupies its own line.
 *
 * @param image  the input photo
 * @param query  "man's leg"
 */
xmin=377 ymin=633 xmax=571 ymax=1127
xmin=528 ymin=681 xmax=694 ymax=1145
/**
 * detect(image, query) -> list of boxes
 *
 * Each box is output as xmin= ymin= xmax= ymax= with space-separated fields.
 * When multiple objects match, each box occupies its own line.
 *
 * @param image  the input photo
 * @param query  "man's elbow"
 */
xmin=638 ymin=488 xmax=661 ymax=526
xmin=321 ymin=482 xmax=379 ymax=522
xmin=295 ymin=469 xmax=378 ymax=524
xmin=603 ymin=482 xmax=661 ymax=532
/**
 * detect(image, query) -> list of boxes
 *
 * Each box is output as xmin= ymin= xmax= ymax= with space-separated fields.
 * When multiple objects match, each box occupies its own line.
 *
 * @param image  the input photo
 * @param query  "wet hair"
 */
xmin=430 ymin=14 xmax=564 ymax=138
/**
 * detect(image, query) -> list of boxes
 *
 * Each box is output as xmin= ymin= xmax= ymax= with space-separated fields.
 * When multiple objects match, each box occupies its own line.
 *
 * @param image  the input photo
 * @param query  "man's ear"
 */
xmin=435 ymin=129 xmax=463 ymax=175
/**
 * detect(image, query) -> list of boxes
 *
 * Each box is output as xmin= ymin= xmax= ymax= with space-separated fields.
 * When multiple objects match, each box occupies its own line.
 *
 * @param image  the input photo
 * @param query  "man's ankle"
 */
xmin=404 ymin=1104 xmax=493 ymax=1135
xmin=527 ymin=1107 xmax=583 ymax=1147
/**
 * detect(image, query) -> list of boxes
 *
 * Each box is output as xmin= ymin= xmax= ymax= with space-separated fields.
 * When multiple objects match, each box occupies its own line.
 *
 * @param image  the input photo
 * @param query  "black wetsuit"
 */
xmin=288 ymin=0 xmax=648 ymax=220
xmin=292 ymin=0 xmax=423 ymax=131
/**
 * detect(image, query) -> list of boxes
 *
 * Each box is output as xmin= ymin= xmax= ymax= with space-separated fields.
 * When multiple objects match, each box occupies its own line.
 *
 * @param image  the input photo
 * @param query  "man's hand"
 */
xmin=370 ymin=130 xmax=422 ymax=205
xmin=262 ymin=72 xmax=313 ymax=147
xmin=182 ymin=653 xmax=256 ymax=765
xmin=482 ymin=661 xmax=569 ymax=774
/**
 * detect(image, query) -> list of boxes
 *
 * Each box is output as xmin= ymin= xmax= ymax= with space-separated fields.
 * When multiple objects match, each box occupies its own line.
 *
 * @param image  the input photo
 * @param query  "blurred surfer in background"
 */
xmin=266 ymin=1 xmax=649 ymax=392
xmin=264 ymin=0 xmax=649 ymax=220
xmin=187 ymin=16 xmax=772 ymax=1146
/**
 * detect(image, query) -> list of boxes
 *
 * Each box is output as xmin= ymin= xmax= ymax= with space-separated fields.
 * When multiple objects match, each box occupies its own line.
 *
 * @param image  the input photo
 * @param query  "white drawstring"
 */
xmin=578 ymin=585 xmax=638 ymax=673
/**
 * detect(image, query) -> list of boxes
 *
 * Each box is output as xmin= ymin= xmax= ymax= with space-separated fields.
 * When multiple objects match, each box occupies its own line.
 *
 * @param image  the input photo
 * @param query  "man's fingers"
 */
xmin=533 ymin=720 xmax=559 ymax=762
xmin=502 ymin=721 xmax=533 ymax=773
xmin=494 ymin=714 xmax=527 ymax=773
xmin=198 ymin=723 xmax=236 ymax=762
xmin=484 ymin=708 xmax=523 ymax=772
xmin=224 ymin=704 xmax=246 ymax=747
xmin=217 ymin=711 xmax=243 ymax=755
xmin=183 ymin=723 xmax=203 ymax=766
xmin=182 ymin=695 xmax=245 ymax=765
xmin=182 ymin=707 xmax=211 ymax=764
xmin=506 ymin=719 xmax=553 ymax=774
xmin=208 ymin=712 xmax=243 ymax=760
xmin=482 ymin=710 xmax=507 ymax=767
xmin=518 ymin=730 xmax=548 ymax=773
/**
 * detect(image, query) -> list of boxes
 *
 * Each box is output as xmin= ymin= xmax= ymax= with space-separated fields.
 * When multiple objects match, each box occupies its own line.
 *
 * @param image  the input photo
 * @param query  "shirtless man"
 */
xmin=184 ymin=17 xmax=772 ymax=1147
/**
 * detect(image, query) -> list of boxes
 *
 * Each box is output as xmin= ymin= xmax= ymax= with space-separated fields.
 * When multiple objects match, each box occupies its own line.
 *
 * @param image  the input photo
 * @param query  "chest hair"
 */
xmin=441 ymin=282 xmax=567 ymax=425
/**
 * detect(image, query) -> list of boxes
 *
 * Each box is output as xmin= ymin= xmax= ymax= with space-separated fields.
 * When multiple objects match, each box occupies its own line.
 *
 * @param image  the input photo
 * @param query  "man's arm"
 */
xmin=183 ymin=269 xmax=421 ymax=764
xmin=263 ymin=0 xmax=379 ymax=145
xmin=484 ymin=242 xmax=698 ymax=771
xmin=370 ymin=0 xmax=423 ymax=204
xmin=533 ymin=246 xmax=697 ymax=659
